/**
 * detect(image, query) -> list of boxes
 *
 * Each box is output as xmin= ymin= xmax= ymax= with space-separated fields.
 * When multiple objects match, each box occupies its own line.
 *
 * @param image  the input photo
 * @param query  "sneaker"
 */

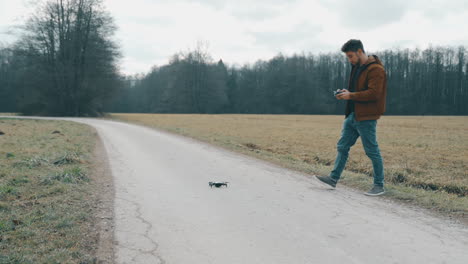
xmin=364 ymin=186 xmax=385 ymax=196
xmin=315 ymin=175 xmax=337 ymax=188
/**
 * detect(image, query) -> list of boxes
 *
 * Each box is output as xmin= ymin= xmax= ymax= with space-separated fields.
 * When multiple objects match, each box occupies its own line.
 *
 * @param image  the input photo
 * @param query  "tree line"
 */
xmin=0 ymin=1 xmax=467 ymax=116
xmin=106 ymin=45 xmax=468 ymax=115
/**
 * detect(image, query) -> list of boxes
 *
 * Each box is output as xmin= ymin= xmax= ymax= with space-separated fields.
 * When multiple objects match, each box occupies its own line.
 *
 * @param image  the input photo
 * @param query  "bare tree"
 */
xmin=12 ymin=0 xmax=121 ymax=116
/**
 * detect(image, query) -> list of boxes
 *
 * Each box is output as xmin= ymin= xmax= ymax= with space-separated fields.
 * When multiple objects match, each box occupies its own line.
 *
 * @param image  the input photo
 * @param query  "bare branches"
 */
xmin=3 ymin=0 xmax=121 ymax=116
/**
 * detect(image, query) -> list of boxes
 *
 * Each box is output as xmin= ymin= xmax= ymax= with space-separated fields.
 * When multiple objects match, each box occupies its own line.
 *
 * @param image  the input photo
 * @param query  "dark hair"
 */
xmin=341 ymin=39 xmax=365 ymax=53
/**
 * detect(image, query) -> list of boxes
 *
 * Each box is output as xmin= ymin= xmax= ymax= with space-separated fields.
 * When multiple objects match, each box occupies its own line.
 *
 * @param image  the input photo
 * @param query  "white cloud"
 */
xmin=0 ymin=0 xmax=36 ymax=44
xmin=0 ymin=0 xmax=467 ymax=74
xmin=318 ymin=0 xmax=408 ymax=30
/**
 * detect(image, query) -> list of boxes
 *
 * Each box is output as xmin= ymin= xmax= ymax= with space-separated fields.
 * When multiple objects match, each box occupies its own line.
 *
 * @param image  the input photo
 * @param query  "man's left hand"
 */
xmin=336 ymin=89 xmax=352 ymax=100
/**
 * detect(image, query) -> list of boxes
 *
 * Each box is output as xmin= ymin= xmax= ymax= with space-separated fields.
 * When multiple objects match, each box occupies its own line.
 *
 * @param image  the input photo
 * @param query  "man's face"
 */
xmin=345 ymin=50 xmax=360 ymax=65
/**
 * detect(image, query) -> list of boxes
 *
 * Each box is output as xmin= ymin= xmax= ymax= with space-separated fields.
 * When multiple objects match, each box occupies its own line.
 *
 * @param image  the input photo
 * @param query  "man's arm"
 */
xmin=349 ymin=66 xmax=385 ymax=102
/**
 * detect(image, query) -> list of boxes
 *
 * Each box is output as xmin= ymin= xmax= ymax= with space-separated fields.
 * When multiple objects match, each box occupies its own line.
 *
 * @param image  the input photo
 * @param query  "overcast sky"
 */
xmin=1 ymin=0 xmax=467 ymax=75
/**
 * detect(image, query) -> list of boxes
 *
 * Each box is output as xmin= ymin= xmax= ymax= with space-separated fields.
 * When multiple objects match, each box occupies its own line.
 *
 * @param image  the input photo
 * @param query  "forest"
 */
xmin=108 ymin=45 xmax=468 ymax=115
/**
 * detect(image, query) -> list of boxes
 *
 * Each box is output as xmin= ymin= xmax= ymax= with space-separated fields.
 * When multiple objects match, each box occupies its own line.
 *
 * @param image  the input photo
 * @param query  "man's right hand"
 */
xmin=336 ymin=89 xmax=351 ymax=100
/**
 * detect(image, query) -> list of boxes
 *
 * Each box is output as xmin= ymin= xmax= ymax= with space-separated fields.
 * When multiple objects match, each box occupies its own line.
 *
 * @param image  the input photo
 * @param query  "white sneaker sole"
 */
xmin=364 ymin=191 xmax=385 ymax=196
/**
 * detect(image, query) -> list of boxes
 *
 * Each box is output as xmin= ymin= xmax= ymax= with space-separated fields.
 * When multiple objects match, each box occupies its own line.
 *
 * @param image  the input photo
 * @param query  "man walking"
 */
xmin=316 ymin=39 xmax=387 ymax=196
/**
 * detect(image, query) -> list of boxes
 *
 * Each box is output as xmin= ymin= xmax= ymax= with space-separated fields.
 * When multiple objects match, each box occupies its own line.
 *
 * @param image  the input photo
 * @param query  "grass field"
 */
xmin=108 ymin=113 xmax=468 ymax=222
xmin=0 ymin=118 xmax=101 ymax=263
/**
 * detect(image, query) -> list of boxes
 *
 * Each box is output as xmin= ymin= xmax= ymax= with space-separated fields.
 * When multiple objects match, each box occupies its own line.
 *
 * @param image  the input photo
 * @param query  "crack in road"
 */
xmin=116 ymin=196 xmax=167 ymax=264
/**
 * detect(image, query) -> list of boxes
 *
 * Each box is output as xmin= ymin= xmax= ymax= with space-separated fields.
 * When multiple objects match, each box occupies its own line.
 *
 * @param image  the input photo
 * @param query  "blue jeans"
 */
xmin=330 ymin=112 xmax=385 ymax=187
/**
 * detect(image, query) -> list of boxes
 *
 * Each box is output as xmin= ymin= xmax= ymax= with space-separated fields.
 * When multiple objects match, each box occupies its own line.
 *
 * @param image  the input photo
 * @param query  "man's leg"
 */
xmin=355 ymin=119 xmax=385 ymax=187
xmin=329 ymin=113 xmax=360 ymax=182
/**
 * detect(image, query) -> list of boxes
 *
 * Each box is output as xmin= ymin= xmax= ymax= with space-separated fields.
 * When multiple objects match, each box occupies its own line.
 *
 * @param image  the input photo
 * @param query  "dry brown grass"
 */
xmin=108 ymin=113 xmax=468 ymax=220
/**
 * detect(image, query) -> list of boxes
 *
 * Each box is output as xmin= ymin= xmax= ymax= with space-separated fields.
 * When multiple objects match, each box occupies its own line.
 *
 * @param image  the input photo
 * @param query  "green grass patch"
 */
xmin=0 ymin=118 xmax=99 ymax=263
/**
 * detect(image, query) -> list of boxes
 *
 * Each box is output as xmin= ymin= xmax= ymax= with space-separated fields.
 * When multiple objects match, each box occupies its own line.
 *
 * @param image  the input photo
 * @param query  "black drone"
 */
xmin=209 ymin=181 xmax=229 ymax=188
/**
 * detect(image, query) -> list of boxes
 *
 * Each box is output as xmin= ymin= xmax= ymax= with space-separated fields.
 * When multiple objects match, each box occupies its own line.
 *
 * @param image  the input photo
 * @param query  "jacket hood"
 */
xmin=352 ymin=54 xmax=383 ymax=70
xmin=363 ymin=54 xmax=383 ymax=66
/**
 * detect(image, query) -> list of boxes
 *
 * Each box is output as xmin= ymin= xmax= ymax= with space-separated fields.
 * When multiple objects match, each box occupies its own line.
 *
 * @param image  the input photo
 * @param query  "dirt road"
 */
xmin=3 ymin=116 xmax=468 ymax=264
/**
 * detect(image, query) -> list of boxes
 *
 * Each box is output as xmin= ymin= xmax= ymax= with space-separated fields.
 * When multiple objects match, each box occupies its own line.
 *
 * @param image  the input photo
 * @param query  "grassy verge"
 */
xmin=106 ymin=113 xmax=468 ymax=224
xmin=0 ymin=118 xmax=102 ymax=263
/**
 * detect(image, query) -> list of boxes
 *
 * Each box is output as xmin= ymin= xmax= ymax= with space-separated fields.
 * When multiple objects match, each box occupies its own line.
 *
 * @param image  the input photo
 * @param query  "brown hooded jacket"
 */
xmin=346 ymin=54 xmax=387 ymax=121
